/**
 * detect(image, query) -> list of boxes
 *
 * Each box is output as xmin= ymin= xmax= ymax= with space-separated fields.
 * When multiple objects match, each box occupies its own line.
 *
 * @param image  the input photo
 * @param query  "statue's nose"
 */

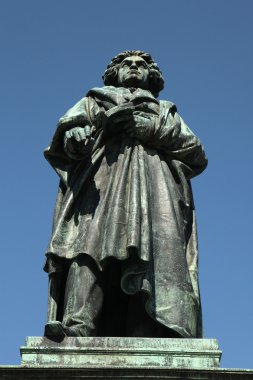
xmin=129 ymin=61 xmax=138 ymax=69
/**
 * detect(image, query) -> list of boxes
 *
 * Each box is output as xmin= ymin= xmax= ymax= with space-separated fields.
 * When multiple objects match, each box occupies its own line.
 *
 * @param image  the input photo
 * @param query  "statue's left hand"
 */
xmin=123 ymin=111 xmax=157 ymax=142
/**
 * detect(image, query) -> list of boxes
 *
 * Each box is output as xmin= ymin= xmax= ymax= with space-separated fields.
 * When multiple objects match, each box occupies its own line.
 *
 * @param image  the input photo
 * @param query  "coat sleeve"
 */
xmin=154 ymin=100 xmax=208 ymax=179
xmin=44 ymin=96 xmax=101 ymax=184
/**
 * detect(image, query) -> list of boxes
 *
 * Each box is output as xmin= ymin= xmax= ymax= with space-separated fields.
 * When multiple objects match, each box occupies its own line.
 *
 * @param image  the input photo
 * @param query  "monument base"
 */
xmin=20 ymin=336 xmax=221 ymax=369
xmin=1 ymin=366 xmax=253 ymax=379
xmin=1 ymin=337 xmax=253 ymax=380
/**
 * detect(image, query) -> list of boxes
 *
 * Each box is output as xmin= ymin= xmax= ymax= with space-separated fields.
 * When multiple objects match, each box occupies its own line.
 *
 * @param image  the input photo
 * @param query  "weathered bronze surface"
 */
xmin=44 ymin=51 xmax=208 ymax=338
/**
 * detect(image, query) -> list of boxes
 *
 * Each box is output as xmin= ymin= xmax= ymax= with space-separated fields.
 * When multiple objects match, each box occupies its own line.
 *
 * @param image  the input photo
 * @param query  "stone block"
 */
xmin=1 ymin=366 xmax=253 ymax=379
xmin=20 ymin=336 xmax=222 ymax=369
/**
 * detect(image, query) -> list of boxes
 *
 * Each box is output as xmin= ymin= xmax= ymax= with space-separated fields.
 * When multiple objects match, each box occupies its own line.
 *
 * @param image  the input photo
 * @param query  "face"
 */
xmin=117 ymin=56 xmax=150 ymax=89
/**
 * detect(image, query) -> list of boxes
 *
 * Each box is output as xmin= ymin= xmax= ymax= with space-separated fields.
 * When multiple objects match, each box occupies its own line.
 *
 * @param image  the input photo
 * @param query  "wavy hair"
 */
xmin=102 ymin=50 xmax=164 ymax=98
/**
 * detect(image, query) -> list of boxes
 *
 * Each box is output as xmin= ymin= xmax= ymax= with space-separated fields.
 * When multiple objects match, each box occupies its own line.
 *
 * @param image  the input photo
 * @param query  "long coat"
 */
xmin=44 ymin=86 xmax=208 ymax=338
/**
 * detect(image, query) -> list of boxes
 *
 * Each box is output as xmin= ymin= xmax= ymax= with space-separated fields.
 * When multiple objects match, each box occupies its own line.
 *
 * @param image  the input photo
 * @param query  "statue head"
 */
xmin=103 ymin=50 xmax=164 ymax=98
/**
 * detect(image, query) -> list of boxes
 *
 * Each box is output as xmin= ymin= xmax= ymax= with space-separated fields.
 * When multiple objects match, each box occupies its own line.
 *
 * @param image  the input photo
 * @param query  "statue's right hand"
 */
xmin=64 ymin=126 xmax=93 ymax=158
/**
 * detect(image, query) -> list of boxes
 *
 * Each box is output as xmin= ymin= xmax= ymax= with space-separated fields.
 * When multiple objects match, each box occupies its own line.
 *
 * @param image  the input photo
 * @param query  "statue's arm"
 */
xmin=45 ymin=96 xmax=100 ymax=163
xmin=153 ymin=101 xmax=208 ymax=178
xmin=124 ymin=100 xmax=207 ymax=178
xmin=44 ymin=96 xmax=102 ymax=184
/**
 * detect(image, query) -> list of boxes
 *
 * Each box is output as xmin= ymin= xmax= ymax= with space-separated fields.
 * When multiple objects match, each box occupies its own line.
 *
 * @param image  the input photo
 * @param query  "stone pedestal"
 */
xmin=1 ymin=336 xmax=253 ymax=379
xmin=1 ymin=366 xmax=253 ymax=379
xmin=20 ymin=336 xmax=221 ymax=369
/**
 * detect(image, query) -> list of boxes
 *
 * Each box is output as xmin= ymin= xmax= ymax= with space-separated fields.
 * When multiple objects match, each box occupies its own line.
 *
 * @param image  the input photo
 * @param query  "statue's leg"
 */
xmin=126 ymin=292 xmax=181 ymax=338
xmin=47 ymin=273 xmax=62 ymax=322
xmin=61 ymin=255 xmax=103 ymax=337
xmin=44 ymin=271 xmax=67 ymax=337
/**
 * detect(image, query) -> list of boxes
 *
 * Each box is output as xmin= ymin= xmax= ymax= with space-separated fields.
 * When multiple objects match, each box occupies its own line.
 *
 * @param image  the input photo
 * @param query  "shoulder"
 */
xmin=87 ymin=85 xmax=124 ymax=97
xmin=159 ymin=99 xmax=177 ymax=115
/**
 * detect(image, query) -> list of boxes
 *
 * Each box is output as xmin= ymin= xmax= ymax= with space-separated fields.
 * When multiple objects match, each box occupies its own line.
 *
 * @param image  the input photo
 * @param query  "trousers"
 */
xmin=52 ymin=255 xmax=179 ymax=337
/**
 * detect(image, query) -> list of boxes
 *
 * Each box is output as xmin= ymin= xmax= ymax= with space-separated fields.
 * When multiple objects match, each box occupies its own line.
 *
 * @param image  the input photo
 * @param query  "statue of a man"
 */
xmin=44 ymin=51 xmax=207 ymax=339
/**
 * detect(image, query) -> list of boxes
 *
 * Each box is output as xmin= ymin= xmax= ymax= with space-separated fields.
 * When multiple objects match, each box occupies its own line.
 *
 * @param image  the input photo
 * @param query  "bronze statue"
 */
xmin=44 ymin=51 xmax=207 ymax=338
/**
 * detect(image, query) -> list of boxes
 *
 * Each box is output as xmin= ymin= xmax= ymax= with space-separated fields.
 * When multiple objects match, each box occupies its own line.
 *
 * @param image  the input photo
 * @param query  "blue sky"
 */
xmin=1 ymin=0 xmax=253 ymax=369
